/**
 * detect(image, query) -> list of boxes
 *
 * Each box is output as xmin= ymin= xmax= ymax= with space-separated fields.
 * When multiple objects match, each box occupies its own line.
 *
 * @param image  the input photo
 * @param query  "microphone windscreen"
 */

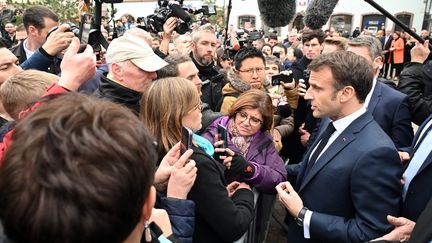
xmin=258 ymin=0 xmax=296 ymax=27
xmin=304 ymin=0 xmax=339 ymax=30
xmin=170 ymin=3 xmax=191 ymax=23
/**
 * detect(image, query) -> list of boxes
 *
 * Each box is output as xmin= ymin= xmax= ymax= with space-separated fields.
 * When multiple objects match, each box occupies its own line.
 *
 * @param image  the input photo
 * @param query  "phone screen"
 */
xmin=272 ymin=73 xmax=293 ymax=86
xmin=217 ymin=124 xmax=228 ymax=148
xmin=180 ymin=126 xmax=192 ymax=155
xmin=79 ymin=14 xmax=93 ymax=44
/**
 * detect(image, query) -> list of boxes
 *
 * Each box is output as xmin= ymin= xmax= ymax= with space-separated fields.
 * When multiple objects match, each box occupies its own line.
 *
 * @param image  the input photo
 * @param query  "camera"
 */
xmin=138 ymin=0 xmax=191 ymax=35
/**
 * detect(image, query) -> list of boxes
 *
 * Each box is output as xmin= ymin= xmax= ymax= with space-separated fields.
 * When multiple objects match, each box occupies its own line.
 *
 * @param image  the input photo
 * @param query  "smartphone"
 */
xmin=217 ymin=124 xmax=228 ymax=148
xmin=272 ymin=73 xmax=293 ymax=86
xmin=78 ymin=13 xmax=93 ymax=45
xmin=180 ymin=126 xmax=193 ymax=155
xmin=217 ymin=124 xmax=227 ymax=157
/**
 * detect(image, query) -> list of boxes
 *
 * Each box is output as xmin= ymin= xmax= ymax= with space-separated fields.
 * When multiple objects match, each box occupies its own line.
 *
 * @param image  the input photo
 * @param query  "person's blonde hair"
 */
xmin=0 ymin=70 xmax=58 ymax=119
xmin=323 ymin=36 xmax=348 ymax=51
xmin=140 ymin=77 xmax=200 ymax=155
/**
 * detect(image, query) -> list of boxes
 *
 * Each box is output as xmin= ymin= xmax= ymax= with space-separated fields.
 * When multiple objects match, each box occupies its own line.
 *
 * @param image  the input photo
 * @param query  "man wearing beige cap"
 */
xmin=94 ymin=35 xmax=167 ymax=113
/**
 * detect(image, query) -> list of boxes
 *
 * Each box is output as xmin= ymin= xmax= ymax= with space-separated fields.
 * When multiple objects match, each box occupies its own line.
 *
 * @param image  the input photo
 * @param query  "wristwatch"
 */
xmin=295 ymin=207 xmax=309 ymax=226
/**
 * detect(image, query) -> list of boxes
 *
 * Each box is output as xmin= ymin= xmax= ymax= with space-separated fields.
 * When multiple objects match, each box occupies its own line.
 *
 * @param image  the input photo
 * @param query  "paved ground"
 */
xmin=264 ymin=201 xmax=289 ymax=243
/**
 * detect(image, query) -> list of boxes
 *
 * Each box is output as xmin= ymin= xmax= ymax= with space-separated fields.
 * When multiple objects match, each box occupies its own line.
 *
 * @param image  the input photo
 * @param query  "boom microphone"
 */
xmin=170 ymin=3 xmax=191 ymax=23
xmin=304 ymin=0 xmax=339 ymax=30
xmin=257 ymin=0 xmax=296 ymax=27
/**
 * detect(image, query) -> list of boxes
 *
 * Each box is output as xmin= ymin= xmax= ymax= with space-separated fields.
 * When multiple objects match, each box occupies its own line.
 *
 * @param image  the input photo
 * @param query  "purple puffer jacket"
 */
xmin=200 ymin=116 xmax=287 ymax=194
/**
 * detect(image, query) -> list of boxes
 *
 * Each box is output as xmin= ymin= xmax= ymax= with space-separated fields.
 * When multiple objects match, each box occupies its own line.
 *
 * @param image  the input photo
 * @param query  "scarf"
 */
xmin=228 ymin=119 xmax=253 ymax=156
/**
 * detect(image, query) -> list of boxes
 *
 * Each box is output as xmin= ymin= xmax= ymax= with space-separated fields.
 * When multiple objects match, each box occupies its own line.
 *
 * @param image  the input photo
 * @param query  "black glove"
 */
xmin=227 ymin=153 xmax=256 ymax=179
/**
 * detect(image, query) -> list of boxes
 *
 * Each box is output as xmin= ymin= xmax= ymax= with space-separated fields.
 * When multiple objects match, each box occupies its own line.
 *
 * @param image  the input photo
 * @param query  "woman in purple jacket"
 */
xmin=201 ymin=89 xmax=287 ymax=194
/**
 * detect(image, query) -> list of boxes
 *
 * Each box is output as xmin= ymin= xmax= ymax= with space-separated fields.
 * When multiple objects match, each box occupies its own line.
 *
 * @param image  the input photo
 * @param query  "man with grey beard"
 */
xmin=190 ymin=24 xmax=224 ymax=111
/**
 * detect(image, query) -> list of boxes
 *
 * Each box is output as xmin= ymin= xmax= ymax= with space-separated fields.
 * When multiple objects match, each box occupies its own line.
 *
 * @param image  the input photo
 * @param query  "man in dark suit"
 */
xmin=381 ymin=29 xmax=393 ymax=79
xmin=347 ymin=35 xmax=413 ymax=149
xmin=277 ymin=51 xmax=403 ymax=243
xmin=372 ymin=114 xmax=432 ymax=242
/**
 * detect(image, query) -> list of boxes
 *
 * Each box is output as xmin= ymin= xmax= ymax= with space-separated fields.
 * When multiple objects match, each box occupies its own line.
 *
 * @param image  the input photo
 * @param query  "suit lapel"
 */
xmin=299 ymin=133 xmax=355 ymax=192
xmin=411 ymin=115 xmax=432 ymax=151
xmin=368 ymin=81 xmax=381 ymax=114
xmin=411 ymin=115 xmax=432 ymax=174
xmin=299 ymin=113 xmax=373 ymax=192
xmin=417 ymin=151 xmax=432 ymax=175
xmin=296 ymin=119 xmax=329 ymax=189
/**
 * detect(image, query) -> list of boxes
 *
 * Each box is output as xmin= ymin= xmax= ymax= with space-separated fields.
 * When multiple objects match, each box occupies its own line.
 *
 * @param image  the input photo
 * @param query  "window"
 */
xmin=330 ymin=14 xmax=353 ymax=34
xmin=238 ymin=15 xmax=256 ymax=29
xmin=362 ymin=14 xmax=386 ymax=35
xmin=292 ymin=15 xmax=304 ymax=31
xmin=395 ymin=13 xmax=413 ymax=32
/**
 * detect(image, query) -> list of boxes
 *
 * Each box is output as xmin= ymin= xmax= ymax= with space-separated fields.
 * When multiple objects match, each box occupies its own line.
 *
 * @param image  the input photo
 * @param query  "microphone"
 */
xmin=169 ymin=3 xmax=191 ymax=23
xmin=304 ymin=0 xmax=339 ymax=30
xmin=257 ymin=0 xmax=296 ymax=27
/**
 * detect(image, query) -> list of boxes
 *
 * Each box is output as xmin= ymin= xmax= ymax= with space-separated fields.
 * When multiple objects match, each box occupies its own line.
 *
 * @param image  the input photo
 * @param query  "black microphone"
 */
xmin=170 ymin=3 xmax=191 ymax=23
xmin=304 ymin=0 xmax=339 ymax=30
xmin=257 ymin=0 xmax=296 ymax=27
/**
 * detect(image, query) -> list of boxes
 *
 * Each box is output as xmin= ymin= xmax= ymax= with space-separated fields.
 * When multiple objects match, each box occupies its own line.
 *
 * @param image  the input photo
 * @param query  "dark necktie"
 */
xmin=305 ymin=122 xmax=336 ymax=176
xmin=411 ymin=121 xmax=432 ymax=156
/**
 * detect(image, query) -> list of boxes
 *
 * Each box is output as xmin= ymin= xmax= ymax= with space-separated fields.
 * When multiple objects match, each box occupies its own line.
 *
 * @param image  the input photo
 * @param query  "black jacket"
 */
xmin=191 ymin=54 xmax=224 ymax=111
xmin=188 ymin=146 xmax=254 ymax=243
xmin=94 ymin=75 xmax=142 ymax=114
xmin=398 ymin=61 xmax=432 ymax=125
xmin=282 ymin=57 xmax=318 ymax=163
xmin=9 ymin=39 xmax=27 ymax=64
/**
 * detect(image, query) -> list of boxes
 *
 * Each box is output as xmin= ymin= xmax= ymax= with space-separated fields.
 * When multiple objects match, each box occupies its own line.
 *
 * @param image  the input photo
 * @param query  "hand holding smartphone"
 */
xmin=180 ymin=126 xmax=193 ymax=155
xmin=216 ymin=124 xmax=228 ymax=157
xmin=272 ymin=73 xmax=293 ymax=86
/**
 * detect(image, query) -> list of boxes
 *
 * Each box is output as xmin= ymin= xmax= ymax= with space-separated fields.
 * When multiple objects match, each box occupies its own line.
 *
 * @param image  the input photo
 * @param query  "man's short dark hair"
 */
xmin=157 ymin=53 xmax=193 ymax=78
xmin=0 ymin=93 xmax=156 ymax=243
xmin=268 ymin=34 xmax=278 ymax=41
xmin=308 ymin=51 xmax=373 ymax=103
xmin=23 ymin=5 xmax=58 ymax=31
xmin=302 ymin=29 xmax=325 ymax=44
xmin=272 ymin=43 xmax=287 ymax=54
xmin=234 ymin=47 xmax=265 ymax=70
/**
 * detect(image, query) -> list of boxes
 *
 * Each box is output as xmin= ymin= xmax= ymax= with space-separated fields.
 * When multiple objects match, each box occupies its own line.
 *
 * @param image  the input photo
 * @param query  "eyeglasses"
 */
xmin=189 ymin=101 xmax=202 ymax=113
xmin=237 ymin=67 xmax=265 ymax=75
xmin=235 ymin=111 xmax=263 ymax=127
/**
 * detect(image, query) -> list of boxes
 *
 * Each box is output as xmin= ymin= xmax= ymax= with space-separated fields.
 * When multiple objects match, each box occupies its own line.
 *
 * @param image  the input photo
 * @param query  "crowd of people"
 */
xmin=0 ymin=2 xmax=431 ymax=243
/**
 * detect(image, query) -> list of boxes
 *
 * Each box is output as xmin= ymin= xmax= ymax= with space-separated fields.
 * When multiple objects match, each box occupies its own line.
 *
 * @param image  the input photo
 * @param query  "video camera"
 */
xmin=138 ymin=0 xmax=191 ymax=35
xmin=138 ymin=0 xmax=217 ymax=35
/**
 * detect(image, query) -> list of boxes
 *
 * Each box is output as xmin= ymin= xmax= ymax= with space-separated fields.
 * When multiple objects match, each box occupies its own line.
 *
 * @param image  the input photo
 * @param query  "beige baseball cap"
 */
xmin=106 ymin=35 xmax=167 ymax=72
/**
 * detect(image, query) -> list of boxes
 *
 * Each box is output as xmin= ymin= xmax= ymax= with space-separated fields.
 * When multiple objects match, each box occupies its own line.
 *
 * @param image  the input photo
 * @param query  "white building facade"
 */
xmin=109 ymin=0 xmax=429 ymax=37
xmin=227 ymin=0 xmax=428 ymax=37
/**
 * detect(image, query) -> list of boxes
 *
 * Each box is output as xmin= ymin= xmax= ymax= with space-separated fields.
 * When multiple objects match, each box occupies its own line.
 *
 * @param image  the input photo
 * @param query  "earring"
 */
xmin=144 ymin=222 xmax=152 ymax=242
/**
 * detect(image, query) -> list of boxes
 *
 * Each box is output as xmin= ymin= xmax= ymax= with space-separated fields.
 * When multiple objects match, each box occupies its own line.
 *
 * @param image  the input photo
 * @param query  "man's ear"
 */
xmin=110 ymin=63 xmax=123 ymax=79
xmin=373 ymin=56 xmax=383 ymax=71
xmin=27 ymin=25 xmax=38 ymax=37
xmin=141 ymin=186 xmax=156 ymax=223
xmin=339 ymin=86 xmax=356 ymax=103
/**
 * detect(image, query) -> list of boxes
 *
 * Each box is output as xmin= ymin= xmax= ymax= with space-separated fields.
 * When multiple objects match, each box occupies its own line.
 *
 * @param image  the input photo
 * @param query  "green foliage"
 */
xmin=198 ymin=0 xmax=225 ymax=31
xmin=12 ymin=0 xmax=80 ymax=24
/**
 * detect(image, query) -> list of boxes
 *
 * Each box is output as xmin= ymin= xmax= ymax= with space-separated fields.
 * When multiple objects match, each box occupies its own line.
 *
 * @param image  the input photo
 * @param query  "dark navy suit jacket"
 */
xmin=402 ymin=114 xmax=432 ymax=221
xmin=368 ymin=81 xmax=413 ymax=149
xmin=288 ymin=112 xmax=403 ymax=243
xmin=380 ymin=35 xmax=393 ymax=63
